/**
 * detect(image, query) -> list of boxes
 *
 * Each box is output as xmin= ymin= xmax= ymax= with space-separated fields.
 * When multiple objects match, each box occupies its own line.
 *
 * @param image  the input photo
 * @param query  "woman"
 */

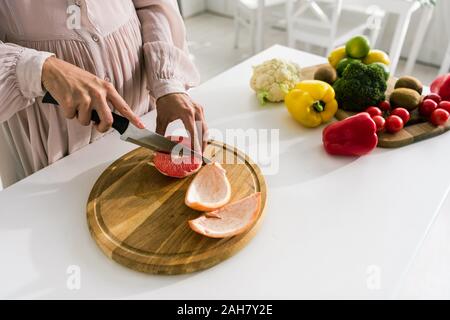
xmin=0 ymin=0 xmax=207 ymax=178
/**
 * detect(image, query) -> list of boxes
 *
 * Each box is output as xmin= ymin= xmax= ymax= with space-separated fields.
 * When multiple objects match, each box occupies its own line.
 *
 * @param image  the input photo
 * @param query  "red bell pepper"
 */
xmin=431 ymin=74 xmax=450 ymax=101
xmin=322 ymin=112 xmax=378 ymax=156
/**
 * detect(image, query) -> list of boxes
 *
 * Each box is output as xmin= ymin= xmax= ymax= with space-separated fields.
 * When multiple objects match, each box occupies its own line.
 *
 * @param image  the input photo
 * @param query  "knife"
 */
xmin=42 ymin=92 xmax=211 ymax=164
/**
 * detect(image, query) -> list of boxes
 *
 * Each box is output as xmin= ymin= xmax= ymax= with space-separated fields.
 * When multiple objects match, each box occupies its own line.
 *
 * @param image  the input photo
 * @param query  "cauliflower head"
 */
xmin=250 ymin=58 xmax=302 ymax=105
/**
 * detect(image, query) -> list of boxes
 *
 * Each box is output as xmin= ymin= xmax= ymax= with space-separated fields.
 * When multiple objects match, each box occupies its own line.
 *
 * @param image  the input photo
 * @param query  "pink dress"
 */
xmin=0 ymin=0 xmax=199 ymax=177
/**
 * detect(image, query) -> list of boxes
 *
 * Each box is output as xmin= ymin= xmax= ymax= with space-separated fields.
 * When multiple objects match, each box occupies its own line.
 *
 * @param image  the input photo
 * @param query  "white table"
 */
xmin=1 ymin=45 xmax=449 ymax=299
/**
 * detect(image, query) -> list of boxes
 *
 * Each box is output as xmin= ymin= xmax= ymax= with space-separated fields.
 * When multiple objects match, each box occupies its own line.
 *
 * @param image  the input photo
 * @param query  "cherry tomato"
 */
xmin=378 ymin=101 xmax=391 ymax=112
xmin=372 ymin=115 xmax=385 ymax=133
xmin=438 ymin=101 xmax=450 ymax=114
xmin=385 ymin=115 xmax=404 ymax=133
xmin=365 ymin=106 xmax=382 ymax=118
xmin=419 ymin=99 xmax=438 ymax=117
xmin=423 ymin=93 xmax=442 ymax=104
xmin=430 ymin=109 xmax=450 ymax=126
xmin=391 ymin=108 xmax=410 ymax=124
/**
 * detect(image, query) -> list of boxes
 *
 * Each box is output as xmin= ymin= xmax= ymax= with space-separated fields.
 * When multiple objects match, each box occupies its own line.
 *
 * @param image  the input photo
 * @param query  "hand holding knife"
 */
xmin=42 ymin=92 xmax=211 ymax=164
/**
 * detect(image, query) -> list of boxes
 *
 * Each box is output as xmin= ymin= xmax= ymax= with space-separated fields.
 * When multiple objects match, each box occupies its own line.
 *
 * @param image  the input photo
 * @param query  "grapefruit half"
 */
xmin=188 ymin=193 xmax=261 ymax=239
xmin=185 ymin=163 xmax=232 ymax=211
xmin=153 ymin=136 xmax=202 ymax=178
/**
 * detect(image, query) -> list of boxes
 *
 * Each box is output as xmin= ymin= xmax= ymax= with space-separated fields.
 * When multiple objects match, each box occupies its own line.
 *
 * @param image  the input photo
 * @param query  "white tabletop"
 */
xmin=1 ymin=45 xmax=449 ymax=299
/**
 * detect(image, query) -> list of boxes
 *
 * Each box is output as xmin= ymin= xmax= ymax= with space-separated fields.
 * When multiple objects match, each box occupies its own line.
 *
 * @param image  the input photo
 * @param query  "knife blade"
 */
xmin=42 ymin=92 xmax=212 ymax=164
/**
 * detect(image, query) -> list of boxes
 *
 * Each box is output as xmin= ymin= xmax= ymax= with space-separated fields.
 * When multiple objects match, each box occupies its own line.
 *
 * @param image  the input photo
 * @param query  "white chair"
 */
xmin=286 ymin=0 xmax=385 ymax=56
xmin=439 ymin=42 xmax=450 ymax=75
xmin=342 ymin=0 xmax=425 ymax=78
xmin=234 ymin=0 xmax=287 ymax=53
xmin=403 ymin=3 xmax=434 ymax=76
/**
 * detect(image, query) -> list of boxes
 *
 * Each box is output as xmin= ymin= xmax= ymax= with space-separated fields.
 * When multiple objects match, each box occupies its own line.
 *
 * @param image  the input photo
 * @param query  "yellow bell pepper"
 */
xmin=284 ymin=80 xmax=338 ymax=128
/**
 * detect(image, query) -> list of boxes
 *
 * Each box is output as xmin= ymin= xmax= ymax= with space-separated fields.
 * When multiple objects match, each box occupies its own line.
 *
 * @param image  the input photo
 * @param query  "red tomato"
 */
xmin=430 ymin=109 xmax=450 ymax=126
xmin=378 ymin=101 xmax=391 ymax=112
xmin=391 ymin=108 xmax=410 ymax=124
xmin=365 ymin=106 xmax=382 ymax=118
xmin=419 ymin=99 xmax=438 ymax=117
xmin=423 ymin=93 xmax=442 ymax=104
xmin=438 ymin=101 xmax=450 ymax=113
xmin=372 ymin=115 xmax=385 ymax=133
xmin=385 ymin=115 xmax=404 ymax=133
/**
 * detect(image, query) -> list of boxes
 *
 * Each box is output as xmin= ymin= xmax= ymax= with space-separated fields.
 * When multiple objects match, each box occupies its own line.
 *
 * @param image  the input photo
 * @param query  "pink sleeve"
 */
xmin=133 ymin=0 xmax=200 ymax=100
xmin=0 ymin=41 xmax=54 ymax=122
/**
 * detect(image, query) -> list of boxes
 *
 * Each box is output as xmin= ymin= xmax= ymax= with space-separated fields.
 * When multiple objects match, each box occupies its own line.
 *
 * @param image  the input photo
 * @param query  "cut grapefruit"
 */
xmin=185 ymin=162 xmax=231 ymax=211
xmin=188 ymin=193 xmax=261 ymax=239
xmin=153 ymin=136 xmax=202 ymax=178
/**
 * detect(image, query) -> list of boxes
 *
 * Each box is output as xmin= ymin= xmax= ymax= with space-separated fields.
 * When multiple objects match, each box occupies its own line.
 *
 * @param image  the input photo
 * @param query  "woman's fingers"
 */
xmin=93 ymin=98 xmax=114 ymax=133
xmin=181 ymin=112 xmax=201 ymax=154
xmin=106 ymin=85 xmax=145 ymax=129
xmin=62 ymin=105 xmax=77 ymax=120
xmin=194 ymin=104 xmax=208 ymax=151
xmin=76 ymin=95 xmax=93 ymax=126
xmin=155 ymin=115 xmax=169 ymax=137
xmin=155 ymin=93 xmax=209 ymax=154
xmin=59 ymin=96 xmax=77 ymax=119
xmin=76 ymin=91 xmax=113 ymax=132
xmin=42 ymin=58 xmax=144 ymax=132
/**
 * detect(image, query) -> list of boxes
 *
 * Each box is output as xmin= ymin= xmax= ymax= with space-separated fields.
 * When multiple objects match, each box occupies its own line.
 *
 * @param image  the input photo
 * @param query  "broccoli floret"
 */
xmin=333 ymin=61 xmax=387 ymax=112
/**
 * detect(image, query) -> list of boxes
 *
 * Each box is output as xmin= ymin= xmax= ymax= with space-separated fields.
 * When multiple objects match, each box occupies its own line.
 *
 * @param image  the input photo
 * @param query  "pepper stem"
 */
xmin=313 ymin=101 xmax=325 ymax=113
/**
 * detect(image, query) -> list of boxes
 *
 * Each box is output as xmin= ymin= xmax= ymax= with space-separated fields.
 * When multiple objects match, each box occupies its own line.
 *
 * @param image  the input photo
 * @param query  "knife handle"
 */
xmin=42 ymin=92 xmax=129 ymax=135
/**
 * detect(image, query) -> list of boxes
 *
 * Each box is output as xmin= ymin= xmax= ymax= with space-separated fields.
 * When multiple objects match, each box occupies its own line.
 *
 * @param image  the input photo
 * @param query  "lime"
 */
xmin=371 ymin=62 xmax=390 ymax=81
xmin=336 ymin=58 xmax=360 ymax=77
xmin=345 ymin=35 xmax=371 ymax=59
xmin=363 ymin=50 xmax=391 ymax=65
xmin=328 ymin=46 xmax=347 ymax=69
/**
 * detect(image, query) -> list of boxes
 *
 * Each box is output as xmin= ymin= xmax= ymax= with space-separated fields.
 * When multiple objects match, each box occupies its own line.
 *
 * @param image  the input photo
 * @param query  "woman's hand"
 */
xmin=41 ymin=57 xmax=145 ymax=133
xmin=156 ymin=93 xmax=208 ymax=152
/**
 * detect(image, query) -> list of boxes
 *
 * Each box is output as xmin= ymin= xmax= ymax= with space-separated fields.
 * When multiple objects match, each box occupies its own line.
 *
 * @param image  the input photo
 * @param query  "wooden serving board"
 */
xmin=301 ymin=64 xmax=450 ymax=148
xmin=87 ymin=141 xmax=267 ymax=275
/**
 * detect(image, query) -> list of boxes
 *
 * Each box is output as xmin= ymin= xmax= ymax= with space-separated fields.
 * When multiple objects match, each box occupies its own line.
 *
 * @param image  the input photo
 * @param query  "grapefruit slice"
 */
xmin=185 ymin=163 xmax=231 ymax=211
xmin=153 ymin=136 xmax=202 ymax=178
xmin=188 ymin=193 xmax=261 ymax=239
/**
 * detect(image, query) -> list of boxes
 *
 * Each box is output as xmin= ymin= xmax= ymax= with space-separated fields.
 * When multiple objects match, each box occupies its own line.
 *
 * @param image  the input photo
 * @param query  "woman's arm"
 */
xmin=134 ymin=0 xmax=208 ymax=151
xmin=0 ymin=41 xmax=53 ymax=122
xmin=0 ymin=41 xmax=144 ymax=132
xmin=134 ymin=0 xmax=199 ymax=99
xmin=42 ymin=57 xmax=145 ymax=132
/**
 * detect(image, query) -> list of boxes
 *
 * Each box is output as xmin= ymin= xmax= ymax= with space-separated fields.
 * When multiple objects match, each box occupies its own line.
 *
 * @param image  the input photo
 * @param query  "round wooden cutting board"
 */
xmin=87 ymin=141 xmax=267 ymax=275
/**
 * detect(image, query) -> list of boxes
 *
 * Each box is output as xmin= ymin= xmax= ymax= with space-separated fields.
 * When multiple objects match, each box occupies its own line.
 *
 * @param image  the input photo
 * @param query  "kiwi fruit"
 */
xmin=390 ymin=88 xmax=422 ymax=111
xmin=314 ymin=65 xmax=337 ymax=85
xmin=395 ymin=76 xmax=423 ymax=95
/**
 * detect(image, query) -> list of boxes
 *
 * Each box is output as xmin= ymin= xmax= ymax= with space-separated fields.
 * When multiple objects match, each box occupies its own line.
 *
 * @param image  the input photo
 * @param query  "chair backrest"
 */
xmin=288 ymin=0 xmax=387 ymax=55
xmin=439 ymin=42 xmax=450 ymax=75
xmin=291 ymin=0 xmax=342 ymax=30
xmin=287 ymin=0 xmax=343 ymax=52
